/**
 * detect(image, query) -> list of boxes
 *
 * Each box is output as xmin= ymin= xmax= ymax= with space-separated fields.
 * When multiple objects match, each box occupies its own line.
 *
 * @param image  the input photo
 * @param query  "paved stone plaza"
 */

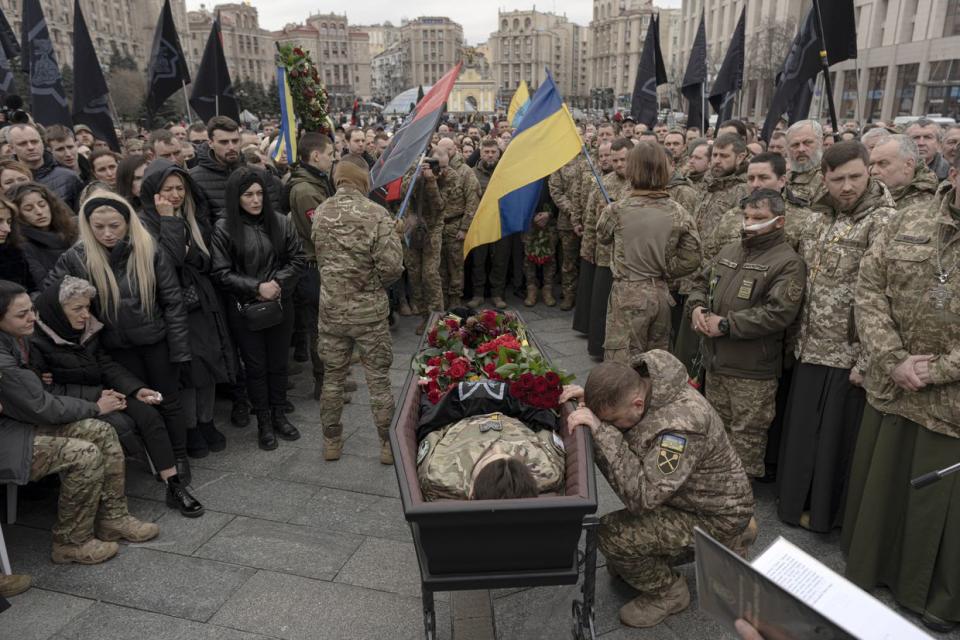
xmin=1 ymin=299 xmax=954 ymax=640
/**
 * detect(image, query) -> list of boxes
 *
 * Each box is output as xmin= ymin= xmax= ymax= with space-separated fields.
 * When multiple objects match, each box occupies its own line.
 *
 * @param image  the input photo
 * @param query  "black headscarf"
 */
xmin=34 ymin=276 xmax=84 ymax=343
xmin=224 ymin=167 xmax=283 ymax=253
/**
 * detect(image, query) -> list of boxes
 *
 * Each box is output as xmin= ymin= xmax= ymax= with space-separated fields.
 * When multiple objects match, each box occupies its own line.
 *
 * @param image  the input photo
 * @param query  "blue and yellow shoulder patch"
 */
xmin=657 ymin=433 xmax=686 ymax=475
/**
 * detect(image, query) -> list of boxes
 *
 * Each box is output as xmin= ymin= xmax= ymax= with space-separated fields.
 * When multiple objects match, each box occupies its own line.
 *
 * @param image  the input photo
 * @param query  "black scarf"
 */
xmin=34 ymin=277 xmax=84 ymax=343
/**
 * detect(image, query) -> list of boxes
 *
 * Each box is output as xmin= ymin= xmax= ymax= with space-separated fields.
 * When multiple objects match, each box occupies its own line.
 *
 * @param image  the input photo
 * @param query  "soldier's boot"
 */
xmin=619 ymin=574 xmax=690 ymax=628
xmin=560 ymin=292 xmax=576 ymax=311
xmin=272 ymin=408 xmax=301 ymax=441
xmin=256 ymin=411 xmax=278 ymax=451
xmin=398 ymin=300 xmax=413 ymax=316
xmin=51 ymin=538 xmax=119 ymax=565
xmin=378 ymin=428 xmax=394 ymax=465
xmin=466 ymin=296 xmax=484 ymax=309
xmin=0 ymin=573 xmax=31 ymax=597
xmin=541 ymin=286 xmax=557 ymax=307
xmin=729 ymin=517 xmax=759 ymax=559
xmin=409 ymin=302 xmax=420 ymax=315
xmin=95 ymin=515 xmax=160 ymax=543
xmin=524 ymin=286 xmax=538 ymax=307
xmin=323 ymin=435 xmax=343 ymax=461
xmin=492 ymin=297 xmax=508 ymax=310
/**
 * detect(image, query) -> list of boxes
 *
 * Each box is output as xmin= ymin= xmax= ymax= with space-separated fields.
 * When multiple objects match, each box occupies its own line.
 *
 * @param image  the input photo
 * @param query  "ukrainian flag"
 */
xmin=507 ymin=80 xmax=530 ymax=127
xmin=463 ymin=73 xmax=581 ymax=258
xmin=273 ymin=65 xmax=297 ymax=164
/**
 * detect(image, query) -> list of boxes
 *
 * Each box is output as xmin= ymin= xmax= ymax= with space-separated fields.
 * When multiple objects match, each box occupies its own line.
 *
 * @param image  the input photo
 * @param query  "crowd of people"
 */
xmin=0 ymin=105 xmax=955 ymax=635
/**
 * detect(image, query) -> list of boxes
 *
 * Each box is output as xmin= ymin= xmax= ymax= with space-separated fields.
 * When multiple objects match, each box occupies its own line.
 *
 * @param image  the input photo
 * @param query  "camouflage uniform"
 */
xmin=578 ymin=169 xmax=612 ymax=263
xmin=692 ymin=166 xmax=750 ymax=267
xmin=312 ymin=185 xmax=404 ymax=443
xmin=592 ymin=350 xmax=754 ymax=595
xmin=440 ymin=155 xmax=478 ymax=304
xmin=522 ymin=217 xmax=558 ymax=289
xmin=31 ymin=419 xmax=128 ymax=545
xmin=597 ymin=192 xmax=701 ymax=364
xmin=666 ymin=172 xmax=698 ymax=218
xmin=402 ymin=170 xmax=451 ymax=316
xmin=889 ymin=163 xmax=939 ymax=211
xmin=417 ymin=413 xmax=565 ymax=501
xmin=787 ymin=166 xmax=825 ymax=204
xmin=592 ymin=172 xmax=631 ymax=269
xmin=685 ymin=228 xmax=806 ymax=477
xmin=705 ymin=189 xmax=815 ymax=258
xmin=548 ymin=157 xmax=583 ymax=303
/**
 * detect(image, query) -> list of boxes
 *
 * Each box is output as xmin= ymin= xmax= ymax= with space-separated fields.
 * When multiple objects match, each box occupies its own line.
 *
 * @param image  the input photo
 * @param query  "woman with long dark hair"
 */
xmin=0 ymin=195 xmax=34 ymax=289
xmin=139 ymin=159 xmax=234 ymax=458
xmin=115 ymin=154 xmax=149 ymax=210
xmin=211 ymin=167 xmax=305 ymax=450
xmin=9 ymin=182 xmax=78 ymax=285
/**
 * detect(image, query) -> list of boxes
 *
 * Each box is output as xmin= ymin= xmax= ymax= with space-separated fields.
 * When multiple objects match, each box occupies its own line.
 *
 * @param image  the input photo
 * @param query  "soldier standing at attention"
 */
xmin=597 ymin=141 xmax=701 ymax=365
xmin=777 ymin=141 xmax=896 ymax=532
xmin=435 ymin=138 xmax=478 ymax=308
xmin=548 ymin=154 xmax=582 ymax=310
xmin=572 ymin=141 xmax=613 ymax=336
xmin=313 ymin=158 xmax=403 ymax=464
xmin=466 ymin=140 xmax=508 ymax=309
xmin=785 ymin=120 xmax=826 ymax=203
xmin=843 ymin=153 xmax=960 ymax=634
xmin=562 ymin=350 xmax=756 ymax=629
xmin=686 ymin=190 xmax=806 ymax=478
xmin=868 ymin=134 xmax=939 ymax=211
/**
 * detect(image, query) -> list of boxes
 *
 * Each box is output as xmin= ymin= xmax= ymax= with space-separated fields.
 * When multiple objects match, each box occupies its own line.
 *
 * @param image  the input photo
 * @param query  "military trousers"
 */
xmin=318 ymin=318 xmax=394 ymax=441
xmin=600 ymin=506 xmax=747 ymax=595
xmin=604 ymin=279 xmax=672 ymax=365
xmin=440 ymin=219 xmax=466 ymax=302
xmin=30 ymin=419 xmax=128 ymax=545
xmin=469 ymin=235 xmax=512 ymax=299
xmin=522 ymin=224 xmax=558 ymax=287
xmin=404 ymin=227 xmax=444 ymax=316
xmin=705 ymin=373 xmax=778 ymax=477
xmin=557 ymin=228 xmax=580 ymax=300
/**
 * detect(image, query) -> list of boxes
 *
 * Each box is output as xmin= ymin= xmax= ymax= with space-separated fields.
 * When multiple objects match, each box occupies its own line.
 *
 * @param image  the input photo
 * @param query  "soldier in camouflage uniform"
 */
xmin=777 ymin=142 xmax=897 ymax=532
xmin=565 ymin=350 xmax=755 ymax=629
xmin=313 ymin=161 xmax=404 ymax=464
xmin=572 ymin=143 xmax=613 ymax=334
xmin=684 ymin=139 xmax=710 ymax=187
xmin=686 ymin=190 xmax=806 ymax=477
xmin=868 ymin=134 xmax=940 ymax=210
xmin=785 ymin=120 xmax=826 ymax=203
xmin=597 ymin=141 xmax=701 ymax=366
xmin=549 ymin=156 xmax=583 ymax=309
xmin=522 ymin=207 xmax=559 ymax=307
xmin=844 ymin=159 xmax=960 ymax=628
xmin=436 ymin=139 xmax=479 ymax=308
xmin=401 ymin=148 xmax=458 ymax=333
xmin=417 ymin=412 xmax=565 ymax=501
xmin=666 ymin=168 xmax=698 ymax=218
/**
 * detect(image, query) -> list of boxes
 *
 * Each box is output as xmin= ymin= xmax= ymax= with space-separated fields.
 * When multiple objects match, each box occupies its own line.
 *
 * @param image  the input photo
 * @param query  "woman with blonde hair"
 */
xmin=42 ymin=188 xmax=195 ymax=481
xmin=138 ymin=159 xmax=234 ymax=458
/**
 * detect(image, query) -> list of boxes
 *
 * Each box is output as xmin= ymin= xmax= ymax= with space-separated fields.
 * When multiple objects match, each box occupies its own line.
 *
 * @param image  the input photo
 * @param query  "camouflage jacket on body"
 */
xmin=591 ymin=350 xmax=754 ymax=520
xmin=312 ymin=186 xmax=404 ymax=325
xmin=589 ymin=171 xmax=631 ymax=267
xmin=795 ymin=179 xmax=897 ymax=370
xmin=666 ymin=172 xmax=699 ymax=218
xmin=686 ymin=229 xmax=806 ymax=379
xmin=856 ymin=188 xmax=960 ymax=438
xmin=578 ymin=168 xmax=612 ymax=262
xmin=705 ymin=189 xmax=815 ymax=259
xmin=597 ymin=191 xmax=701 ymax=282
xmin=549 ymin=156 xmax=583 ymax=230
xmin=402 ymin=167 xmax=460 ymax=231
xmin=787 ymin=166 xmax=825 ymax=204
xmin=417 ymin=412 xmax=566 ymax=501
xmin=447 ymin=154 xmax=481 ymax=233
xmin=889 ymin=163 xmax=940 ymax=211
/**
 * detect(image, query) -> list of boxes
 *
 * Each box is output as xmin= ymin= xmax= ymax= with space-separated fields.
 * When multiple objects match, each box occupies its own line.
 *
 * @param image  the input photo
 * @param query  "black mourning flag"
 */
xmin=681 ymin=12 xmax=707 ymax=133
xmin=630 ymin=15 xmax=668 ymax=128
xmin=146 ymin=0 xmax=190 ymax=116
xmin=72 ymin=0 xmax=119 ymax=151
xmin=761 ymin=0 xmax=857 ymax=141
xmin=20 ymin=0 xmax=70 ymax=127
xmin=0 ymin=34 xmax=13 ymax=95
xmin=0 ymin=9 xmax=20 ymax=60
xmin=709 ymin=7 xmax=745 ymax=123
xmin=189 ymin=18 xmax=239 ymax=123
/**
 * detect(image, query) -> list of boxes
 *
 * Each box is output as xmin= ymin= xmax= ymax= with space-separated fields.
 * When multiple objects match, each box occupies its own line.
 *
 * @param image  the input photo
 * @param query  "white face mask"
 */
xmin=742 ymin=216 xmax=783 ymax=234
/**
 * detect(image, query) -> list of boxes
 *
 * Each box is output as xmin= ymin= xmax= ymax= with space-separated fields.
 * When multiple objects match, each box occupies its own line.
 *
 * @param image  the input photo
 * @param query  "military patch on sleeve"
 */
xmin=657 ymin=434 xmax=686 ymax=475
xmin=786 ymin=278 xmax=803 ymax=303
xmin=305 ymin=208 xmax=317 ymax=221
xmin=416 ymin=439 xmax=430 ymax=465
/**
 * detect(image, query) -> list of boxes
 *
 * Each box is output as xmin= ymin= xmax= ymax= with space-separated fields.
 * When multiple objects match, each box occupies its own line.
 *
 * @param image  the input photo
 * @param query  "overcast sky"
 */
xmin=187 ymin=1 xmax=682 ymax=44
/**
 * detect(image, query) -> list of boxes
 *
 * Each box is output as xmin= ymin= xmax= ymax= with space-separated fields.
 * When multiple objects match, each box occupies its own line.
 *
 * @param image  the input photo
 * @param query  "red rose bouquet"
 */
xmin=525 ymin=226 xmax=554 ymax=265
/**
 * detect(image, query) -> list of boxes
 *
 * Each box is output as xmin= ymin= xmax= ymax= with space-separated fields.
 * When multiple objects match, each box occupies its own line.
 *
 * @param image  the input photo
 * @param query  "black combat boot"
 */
xmin=257 ymin=411 xmax=277 ymax=450
xmin=174 ymin=456 xmax=192 ymax=485
xmin=272 ymin=408 xmax=301 ymax=441
xmin=198 ymin=421 xmax=226 ymax=452
xmin=230 ymin=399 xmax=251 ymax=428
xmin=166 ymin=475 xmax=205 ymax=517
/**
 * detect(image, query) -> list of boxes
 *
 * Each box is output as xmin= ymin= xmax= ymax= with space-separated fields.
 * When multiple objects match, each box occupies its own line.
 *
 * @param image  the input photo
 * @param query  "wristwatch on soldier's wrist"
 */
xmin=718 ymin=318 xmax=730 ymax=335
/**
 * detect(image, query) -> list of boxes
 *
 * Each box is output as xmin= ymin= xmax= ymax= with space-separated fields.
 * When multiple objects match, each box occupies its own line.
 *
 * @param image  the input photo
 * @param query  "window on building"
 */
xmin=894 ymin=63 xmax=919 ymax=115
xmin=865 ymin=66 xmax=887 ymax=120
xmin=925 ymin=58 xmax=960 ymax=116
xmin=947 ymin=0 xmax=960 ymax=37
xmin=839 ymin=69 xmax=861 ymax=120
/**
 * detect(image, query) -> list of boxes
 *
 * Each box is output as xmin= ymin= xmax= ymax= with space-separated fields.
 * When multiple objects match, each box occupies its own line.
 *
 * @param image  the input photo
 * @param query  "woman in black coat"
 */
xmin=31 ymin=276 xmax=203 ymax=516
xmin=139 ymin=159 xmax=235 ymax=459
xmin=211 ymin=167 xmax=305 ymax=451
xmin=0 ymin=194 xmax=35 ymax=290
xmin=43 ymin=188 xmax=194 ymax=477
xmin=8 ymin=182 xmax=77 ymax=286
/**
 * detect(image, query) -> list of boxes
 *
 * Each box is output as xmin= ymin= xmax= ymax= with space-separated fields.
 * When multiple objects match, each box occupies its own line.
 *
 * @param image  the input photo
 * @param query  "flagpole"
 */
xmin=396 ymin=150 xmax=428 ymax=221
xmin=811 ymin=0 xmax=839 ymax=135
xmin=581 ymin=144 xmax=611 ymax=204
xmin=181 ymin=80 xmax=193 ymax=125
xmin=701 ymin=81 xmax=707 ymax=134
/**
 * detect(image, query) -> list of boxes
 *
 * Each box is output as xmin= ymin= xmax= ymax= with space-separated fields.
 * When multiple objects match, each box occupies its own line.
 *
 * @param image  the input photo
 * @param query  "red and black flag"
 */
xmin=371 ymin=63 xmax=462 ymax=195
xmin=72 ymin=0 xmax=120 ymax=151
xmin=189 ymin=16 xmax=239 ymax=123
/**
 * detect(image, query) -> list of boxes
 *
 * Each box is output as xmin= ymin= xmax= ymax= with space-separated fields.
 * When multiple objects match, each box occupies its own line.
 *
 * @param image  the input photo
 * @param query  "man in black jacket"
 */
xmin=8 ymin=123 xmax=83 ymax=210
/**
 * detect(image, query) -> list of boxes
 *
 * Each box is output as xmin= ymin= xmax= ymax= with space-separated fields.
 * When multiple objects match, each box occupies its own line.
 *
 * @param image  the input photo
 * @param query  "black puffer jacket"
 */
xmin=42 ymin=241 xmax=191 ymax=362
xmin=19 ymin=226 xmax=72 ymax=287
xmin=31 ymin=316 xmax=144 ymax=402
xmin=210 ymin=212 xmax=305 ymax=304
xmin=0 ymin=243 xmax=36 ymax=291
xmin=189 ymin=144 xmax=286 ymax=218
xmin=31 ymin=151 xmax=83 ymax=211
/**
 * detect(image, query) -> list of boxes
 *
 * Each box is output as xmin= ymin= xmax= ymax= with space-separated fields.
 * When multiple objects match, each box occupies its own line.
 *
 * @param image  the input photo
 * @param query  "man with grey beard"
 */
xmin=785 ymin=120 xmax=826 ymax=202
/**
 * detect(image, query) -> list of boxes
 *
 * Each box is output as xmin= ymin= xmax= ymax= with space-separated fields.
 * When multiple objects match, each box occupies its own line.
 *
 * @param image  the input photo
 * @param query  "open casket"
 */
xmin=389 ymin=311 xmax=600 ymax=639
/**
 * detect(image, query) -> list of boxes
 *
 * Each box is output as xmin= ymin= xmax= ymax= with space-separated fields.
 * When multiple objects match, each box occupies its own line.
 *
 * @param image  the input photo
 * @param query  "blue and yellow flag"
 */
xmin=507 ymin=80 xmax=530 ymax=128
xmin=273 ymin=65 xmax=297 ymax=164
xmin=464 ymin=73 xmax=581 ymax=258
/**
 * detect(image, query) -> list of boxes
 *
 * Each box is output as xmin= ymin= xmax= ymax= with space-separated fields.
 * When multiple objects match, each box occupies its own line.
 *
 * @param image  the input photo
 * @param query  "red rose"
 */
xmin=509 ymin=382 xmax=522 ymax=398
xmin=427 ymin=389 xmax=441 ymax=404
xmin=533 ymin=377 xmax=549 ymax=393
xmin=544 ymin=371 xmax=560 ymax=386
xmin=481 ymin=310 xmax=498 ymax=329
xmin=427 ymin=327 xmax=439 ymax=347
xmin=427 ymin=367 xmax=440 ymax=380
xmin=445 ymin=318 xmax=459 ymax=331
xmin=483 ymin=362 xmax=496 ymax=375
xmin=519 ymin=372 xmax=535 ymax=387
xmin=444 ymin=351 xmax=457 ymax=363
xmin=449 ymin=361 xmax=468 ymax=380
xmin=293 ymin=47 xmax=305 ymax=56
xmin=428 ymin=356 xmax=441 ymax=367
